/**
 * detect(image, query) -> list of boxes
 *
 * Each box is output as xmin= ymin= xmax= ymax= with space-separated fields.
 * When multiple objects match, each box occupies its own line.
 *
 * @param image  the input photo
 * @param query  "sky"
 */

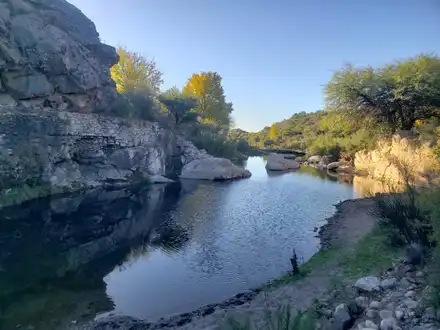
xmin=68 ymin=0 xmax=440 ymax=132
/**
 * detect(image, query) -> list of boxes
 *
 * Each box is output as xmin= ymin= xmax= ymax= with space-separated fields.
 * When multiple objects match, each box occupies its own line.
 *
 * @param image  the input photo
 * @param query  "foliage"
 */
xmin=189 ymin=130 xmax=249 ymax=162
xmin=111 ymin=46 xmax=163 ymax=94
xmin=183 ymin=72 xmax=233 ymax=130
xmin=159 ymin=87 xmax=198 ymax=126
xmin=325 ymin=54 xmax=440 ymax=131
xmin=226 ymin=306 xmax=318 ymax=330
xmin=233 ymin=109 xmax=382 ymax=161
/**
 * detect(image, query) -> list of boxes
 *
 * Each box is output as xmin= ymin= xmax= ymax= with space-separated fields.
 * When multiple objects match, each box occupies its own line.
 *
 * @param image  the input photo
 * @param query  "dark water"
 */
xmin=0 ymin=157 xmax=358 ymax=330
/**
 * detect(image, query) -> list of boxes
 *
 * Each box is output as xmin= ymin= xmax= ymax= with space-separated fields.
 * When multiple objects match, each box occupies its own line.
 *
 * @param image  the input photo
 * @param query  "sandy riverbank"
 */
xmin=80 ymin=197 xmax=379 ymax=330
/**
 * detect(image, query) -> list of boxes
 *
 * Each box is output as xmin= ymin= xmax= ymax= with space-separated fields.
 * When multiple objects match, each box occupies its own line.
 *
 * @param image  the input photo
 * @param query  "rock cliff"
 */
xmin=0 ymin=0 xmax=119 ymax=112
xmin=0 ymin=0 xmax=251 ymax=198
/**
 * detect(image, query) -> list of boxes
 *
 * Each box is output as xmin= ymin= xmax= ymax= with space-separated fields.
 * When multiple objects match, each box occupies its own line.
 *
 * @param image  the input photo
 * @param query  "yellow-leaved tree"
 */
xmin=183 ymin=72 xmax=232 ymax=131
xmin=111 ymin=46 xmax=163 ymax=94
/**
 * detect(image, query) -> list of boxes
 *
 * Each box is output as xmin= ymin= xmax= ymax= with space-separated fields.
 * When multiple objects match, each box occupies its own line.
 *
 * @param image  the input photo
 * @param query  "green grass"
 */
xmin=340 ymin=228 xmax=402 ymax=278
xmin=224 ymin=306 xmax=318 ymax=330
xmin=261 ymin=248 xmax=340 ymax=290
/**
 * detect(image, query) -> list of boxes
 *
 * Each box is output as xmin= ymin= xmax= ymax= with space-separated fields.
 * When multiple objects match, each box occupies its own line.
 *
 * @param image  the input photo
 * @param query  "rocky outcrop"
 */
xmin=0 ymin=107 xmax=179 ymax=191
xmin=0 ymin=0 xmax=119 ymax=112
xmin=355 ymin=134 xmax=439 ymax=185
xmin=265 ymin=153 xmax=300 ymax=171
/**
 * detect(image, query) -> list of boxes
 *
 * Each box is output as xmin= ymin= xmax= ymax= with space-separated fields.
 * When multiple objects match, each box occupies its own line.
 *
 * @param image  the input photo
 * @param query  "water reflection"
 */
xmin=0 ymin=157 xmax=375 ymax=329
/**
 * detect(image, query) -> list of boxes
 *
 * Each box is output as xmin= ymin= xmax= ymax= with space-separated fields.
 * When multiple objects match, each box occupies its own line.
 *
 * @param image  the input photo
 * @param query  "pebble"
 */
xmin=380 ymin=317 xmax=397 ymax=330
xmin=379 ymin=310 xmax=393 ymax=320
xmin=365 ymin=320 xmax=378 ymax=329
xmin=381 ymin=278 xmax=397 ymax=290
xmin=366 ymin=309 xmax=378 ymax=319
xmin=370 ymin=301 xmax=381 ymax=309
xmin=395 ymin=310 xmax=404 ymax=320
xmin=405 ymin=290 xmax=415 ymax=298
xmin=416 ymin=271 xmax=424 ymax=277
xmin=404 ymin=298 xmax=418 ymax=309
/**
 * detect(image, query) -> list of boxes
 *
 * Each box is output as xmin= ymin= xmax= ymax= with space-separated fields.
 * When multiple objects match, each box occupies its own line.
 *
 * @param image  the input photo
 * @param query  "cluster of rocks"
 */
xmin=315 ymin=261 xmax=439 ymax=330
xmin=303 ymin=155 xmax=354 ymax=174
xmin=265 ymin=153 xmax=300 ymax=171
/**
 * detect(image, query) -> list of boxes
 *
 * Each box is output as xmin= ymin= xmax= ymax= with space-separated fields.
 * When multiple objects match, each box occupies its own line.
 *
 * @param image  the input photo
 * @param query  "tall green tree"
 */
xmin=325 ymin=54 xmax=440 ymax=131
xmin=182 ymin=72 xmax=232 ymax=130
xmin=111 ymin=46 xmax=163 ymax=94
xmin=159 ymin=87 xmax=198 ymax=126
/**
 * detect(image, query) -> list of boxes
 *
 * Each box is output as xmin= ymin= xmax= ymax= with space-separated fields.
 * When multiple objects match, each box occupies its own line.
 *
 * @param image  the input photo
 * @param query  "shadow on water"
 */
xmin=0 ymin=184 xmax=189 ymax=330
xmin=0 ymin=157 xmax=377 ymax=330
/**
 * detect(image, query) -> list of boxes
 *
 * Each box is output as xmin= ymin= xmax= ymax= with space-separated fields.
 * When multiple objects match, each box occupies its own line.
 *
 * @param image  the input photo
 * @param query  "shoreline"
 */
xmin=80 ymin=196 xmax=378 ymax=330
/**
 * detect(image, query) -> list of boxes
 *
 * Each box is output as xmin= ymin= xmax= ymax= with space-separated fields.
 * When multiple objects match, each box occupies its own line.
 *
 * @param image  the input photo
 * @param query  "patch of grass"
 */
xmin=339 ymin=228 xmax=401 ymax=278
xmin=224 ymin=305 xmax=318 ymax=330
xmin=262 ymin=248 xmax=340 ymax=290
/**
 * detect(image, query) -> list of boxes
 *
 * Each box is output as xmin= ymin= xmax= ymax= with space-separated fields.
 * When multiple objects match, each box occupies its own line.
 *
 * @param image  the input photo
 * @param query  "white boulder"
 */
xmin=355 ymin=276 xmax=381 ymax=292
xmin=180 ymin=158 xmax=251 ymax=180
xmin=265 ymin=153 xmax=300 ymax=171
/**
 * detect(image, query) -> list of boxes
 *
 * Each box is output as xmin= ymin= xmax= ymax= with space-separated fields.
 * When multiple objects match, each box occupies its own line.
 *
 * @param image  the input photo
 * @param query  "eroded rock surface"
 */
xmin=0 ymin=0 xmax=119 ymax=112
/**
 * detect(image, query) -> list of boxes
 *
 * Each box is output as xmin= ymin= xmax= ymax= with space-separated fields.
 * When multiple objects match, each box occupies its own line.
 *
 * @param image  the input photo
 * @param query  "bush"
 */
xmin=189 ymin=131 xmax=247 ymax=162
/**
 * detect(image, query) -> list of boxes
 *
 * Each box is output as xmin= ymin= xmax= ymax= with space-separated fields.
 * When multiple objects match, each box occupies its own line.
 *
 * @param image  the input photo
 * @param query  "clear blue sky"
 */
xmin=68 ymin=0 xmax=439 ymax=132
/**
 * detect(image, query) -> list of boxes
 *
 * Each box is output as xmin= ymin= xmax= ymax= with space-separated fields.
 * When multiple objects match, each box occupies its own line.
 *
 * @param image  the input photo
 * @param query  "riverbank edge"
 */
xmin=80 ymin=196 xmax=379 ymax=330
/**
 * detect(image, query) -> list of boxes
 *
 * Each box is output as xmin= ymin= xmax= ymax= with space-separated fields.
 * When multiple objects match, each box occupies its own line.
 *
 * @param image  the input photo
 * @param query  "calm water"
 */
xmin=0 ymin=157 xmax=360 ymax=330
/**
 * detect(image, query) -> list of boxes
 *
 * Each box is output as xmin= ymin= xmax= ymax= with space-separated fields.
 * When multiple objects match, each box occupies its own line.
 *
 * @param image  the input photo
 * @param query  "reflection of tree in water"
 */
xmin=151 ymin=221 xmax=191 ymax=255
xmin=0 ymin=184 xmax=187 ymax=330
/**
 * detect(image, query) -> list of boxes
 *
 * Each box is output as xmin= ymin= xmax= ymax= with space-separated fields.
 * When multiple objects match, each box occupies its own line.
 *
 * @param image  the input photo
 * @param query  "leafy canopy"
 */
xmin=111 ymin=46 xmax=163 ymax=94
xmin=159 ymin=87 xmax=198 ymax=126
xmin=183 ymin=72 xmax=232 ymax=130
xmin=325 ymin=54 xmax=440 ymax=131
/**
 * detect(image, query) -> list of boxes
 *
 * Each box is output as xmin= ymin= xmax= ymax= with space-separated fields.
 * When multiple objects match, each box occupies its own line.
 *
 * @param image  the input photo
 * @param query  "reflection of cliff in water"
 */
xmin=0 ymin=184 xmax=190 ymax=330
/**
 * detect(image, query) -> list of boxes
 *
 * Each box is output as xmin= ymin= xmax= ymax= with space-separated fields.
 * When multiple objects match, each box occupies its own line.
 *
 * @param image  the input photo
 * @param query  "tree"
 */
xmin=182 ymin=72 xmax=232 ymax=130
xmin=325 ymin=54 xmax=440 ymax=131
xmin=269 ymin=124 xmax=279 ymax=140
xmin=111 ymin=46 xmax=163 ymax=94
xmin=159 ymin=87 xmax=198 ymax=126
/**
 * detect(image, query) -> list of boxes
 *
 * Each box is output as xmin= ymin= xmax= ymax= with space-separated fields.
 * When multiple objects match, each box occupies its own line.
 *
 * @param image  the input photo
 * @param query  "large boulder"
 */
xmin=327 ymin=162 xmax=340 ymax=171
xmin=180 ymin=158 xmax=251 ymax=180
xmin=266 ymin=153 xmax=300 ymax=171
xmin=0 ymin=0 xmax=119 ymax=111
xmin=308 ymin=155 xmax=322 ymax=164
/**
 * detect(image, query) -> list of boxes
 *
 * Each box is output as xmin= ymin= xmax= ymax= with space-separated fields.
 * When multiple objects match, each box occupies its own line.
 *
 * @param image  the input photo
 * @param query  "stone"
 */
xmin=379 ymin=310 xmax=394 ymax=320
xmin=394 ymin=310 xmax=404 ymax=320
xmin=367 ymin=309 xmax=378 ymax=319
xmin=403 ymin=298 xmax=418 ymax=309
xmin=379 ymin=318 xmax=397 ymax=330
xmin=356 ymin=296 xmax=369 ymax=309
xmin=405 ymin=290 xmax=415 ymax=298
xmin=336 ymin=165 xmax=354 ymax=174
xmin=333 ymin=303 xmax=352 ymax=330
xmin=416 ymin=271 xmax=424 ymax=278
xmin=400 ymin=278 xmax=411 ymax=288
xmin=381 ymin=278 xmax=397 ymax=290
xmin=327 ymin=162 xmax=340 ymax=171
xmin=356 ymin=276 xmax=381 ymax=292
xmin=365 ymin=320 xmax=378 ymax=329
xmin=265 ymin=153 xmax=300 ymax=171
xmin=308 ymin=155 xmax=322 ymax=164
xmin=2 ymin=71 xmax=53 ymax=99
xmin=370 ymin=301 xmax=381 ymax=309
xmin=181 ymin=157 xmax=251 ymax=180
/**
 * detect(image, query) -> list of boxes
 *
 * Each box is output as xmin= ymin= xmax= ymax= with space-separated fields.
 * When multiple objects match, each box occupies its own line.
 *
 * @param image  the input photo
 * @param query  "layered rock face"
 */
xmin=0 ymin=107 xmax=180 ymax=190
xmin=0 ymin=0 xmax=119 ymax=112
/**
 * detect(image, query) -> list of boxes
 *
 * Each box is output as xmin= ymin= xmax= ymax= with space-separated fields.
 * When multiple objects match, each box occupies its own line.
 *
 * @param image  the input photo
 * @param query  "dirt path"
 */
xmin=169 ymin=198 xmax=379 ymax=330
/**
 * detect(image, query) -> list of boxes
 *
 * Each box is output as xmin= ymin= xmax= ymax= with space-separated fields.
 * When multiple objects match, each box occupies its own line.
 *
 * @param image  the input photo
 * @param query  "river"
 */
xmin=0 ymin=157 xmax=366 ymax=330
